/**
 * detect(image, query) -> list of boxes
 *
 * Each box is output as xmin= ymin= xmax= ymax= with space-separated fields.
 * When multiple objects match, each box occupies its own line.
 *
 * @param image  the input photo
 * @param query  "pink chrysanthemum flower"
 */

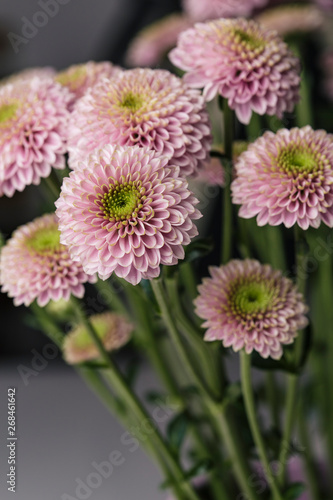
xmin=55 ymin=61 xmax=121 ymax=109
xmin=0 ymin=214 xmax=96 ymax=307
xmin=194 ymin=260 xmax=308 ymax=359
xmin=55 ymin=144 xmax=201 ymax=285
xmin=182 ymin=0 xmax=268 ymax=21
xmin=67 ymin=68 xmax=212 ymax=177
xmin=169 ymin=18 xmax=301 ymax=125
xmin=126 ymin=14 xmax=193 ymax=67
xmin=255 ymin=5 xmax=324 ymax=38
xmin=63 ymin=312 xmax=133 ymax=364
xmin=0 ymin=77 xmax=70 ymax=197
xmin=232 ymin=126 xmax=333 ymax=229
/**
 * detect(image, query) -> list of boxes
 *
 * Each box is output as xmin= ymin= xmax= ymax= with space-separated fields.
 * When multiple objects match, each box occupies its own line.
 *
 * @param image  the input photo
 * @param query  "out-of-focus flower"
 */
xmin=0 ymin=77 xmax=70 ymax=197
xmin=194 ymin=259 xmax=308 ymax=359
xmin=255 ymin=5 xmax=324 ymax=38
xmin=67 ymin=68 xmax=212 ymax=177
xmin=195 ymin=156 xmax=225 ymax=187
xmin=63 ymin=312 xmax=133 ymax=364
xmin=313 ymin=0 xmax=333 ymax=12
xmin=126 ymin=14 xmax=193 ymax=67
xmin=0 ymin=214 xmax=96 ymax=307
xmin=55 ymin=61 xmax=121 ymax=108
xmin=0 ymin=66 xmax=56 ymax=87
xmin=182 ymin=0 xmax=268 ymax=21
xmin=231 ymin=126 xmax=333 ymax=230
xmin=169 ymin=18 xmax=301 ymax=125
xmin=55 ymin=144 xmax=201 ymax=286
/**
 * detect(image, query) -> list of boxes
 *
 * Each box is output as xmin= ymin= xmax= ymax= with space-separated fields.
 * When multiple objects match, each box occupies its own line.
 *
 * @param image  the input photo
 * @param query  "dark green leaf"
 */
xmin=183 ymin=237 xmax=215 ymax=264
xmin=284 ymin=482 xmax=306 ymax=500
xmin=167 ymin=412 xmax=189 ymax=453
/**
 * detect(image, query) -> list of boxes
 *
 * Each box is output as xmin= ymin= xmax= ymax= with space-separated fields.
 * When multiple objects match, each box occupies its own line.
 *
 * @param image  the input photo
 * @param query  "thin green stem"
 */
xmin=94 ymin=277 xmax=128 ymax=317
xmin=30 ymin=302 xmax=64 ymax=348
xmin=43 ymin=173 xmax=61 ymax=200
xmin=265 ymin=372 xmax=280 ymax=431
xmin=221 ymin=98 xmax=234 ymax=264
xmin=152 ymin=278 xmax=261 ymax=500
xmin=240 ymin=351 xmax=284 ymax=500
xmin=70 ymin=296 xmax=201 ymax=500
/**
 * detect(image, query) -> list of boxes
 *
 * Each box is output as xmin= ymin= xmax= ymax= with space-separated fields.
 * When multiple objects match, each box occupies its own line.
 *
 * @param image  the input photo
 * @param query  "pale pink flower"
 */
xmin=67 ymin=68 xmax=212 ymax=177
xmin=63 ymin=312 xmax=133 ymax=364
xmin=0 ymin=77 xmax=70 ymax=197
xmin=55 ymin=144 xmax=201 ymax=285
xmin=55 ymin=61 xmax=121 ymax=109
xmin=255 ymin=5 xmax=324 ymax=38
xmin=0 ymin=214 xmax=96 ymax=307
xmin=194 ymin=260 xmax=308 ymax=359
xmin=183 ymin=0 xmax=268 ymax=21
xmin=126 ymin=14 xmax=193 ymax=67
xmin=232 ymin=126 xmax=333 ymax=230
xmin=169 ymin=18 xmax=301 ymax=125
xmin=195 ymin=157 xmax=225 ymax=187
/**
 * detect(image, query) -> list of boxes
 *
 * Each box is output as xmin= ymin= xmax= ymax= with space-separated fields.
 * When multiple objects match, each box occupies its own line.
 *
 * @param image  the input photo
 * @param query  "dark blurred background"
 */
xmin=0 ymin=0 xmax=181 ymax=357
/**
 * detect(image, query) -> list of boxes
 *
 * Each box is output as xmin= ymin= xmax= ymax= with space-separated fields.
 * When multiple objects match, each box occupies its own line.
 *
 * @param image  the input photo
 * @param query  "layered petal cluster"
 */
xmin=232 ymin=126 xmax=333 ymax=229
xmin=55 ymin=61 xmax=121 ymax=108
xmin=126 ymin=14 xmax=193 ymax=67
xmin=63 ymin=312 xmax=133 ymax=364
xmin=55 ymin=144 xmax=201 ymax=285
xmin=194 ymin=260 xmax=308 ymax=359
xmin=0 ymin=77 xmax=70 ymax=197
xmin=67 ymin=68 xmax=212 ymax=177
xmin=182 ymin=0 xmax=268 ymax=21
xmin=169 ymin=18 xmax=301 ymax=124
xmin=255 ymin=5 xmax=324 ymax=38
xmin=0 ymin=214 xmax=96 ymax=307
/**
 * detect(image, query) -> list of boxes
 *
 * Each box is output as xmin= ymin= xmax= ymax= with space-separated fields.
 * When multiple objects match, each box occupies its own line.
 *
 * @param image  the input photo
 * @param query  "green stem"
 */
xmin=43 ymin=173 xmax=61 ymax=200
xmin=265 ymin=372 xmax=280 ymax=430
xmin=165 ymin=275 xmax=224 ymax=400
xmin=276 ymin=374 xmax=298 ymax=487
xmin=221 ymin=98 xmax=234 ymax=264
xmin=179 ymin=262 xmax=198 ymax=304
xmin=71 ymin=297 xmax=201 ymax=500
xmin=152 ymin=278 xmax=261 ymax=500
xmin=30 ymin=302 xmax=64 ymax=348
xmin=240 ymin=351 xmax=284 ymax=500
xmin=94 ymin=277 xmax=128 ymax=317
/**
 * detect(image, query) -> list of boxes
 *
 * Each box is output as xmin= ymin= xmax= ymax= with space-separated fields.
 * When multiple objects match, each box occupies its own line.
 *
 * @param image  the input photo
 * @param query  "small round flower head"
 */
xmin=55 ymin=144 xmax=201 ymax=285
xmin=182 ymin=0 xmax=268 ymax=21
xmin=67 ymin=68 xmax=212 ymax=177
xmin=0 ymin=77 xmax=70 ymax=197
xmin=255 ymin=5 xmax=324 ymax=38
xmin=232 ymin=126 xmax=333 ymax=230
xmin=169 ymin=18 xmax=301 ymax=125
xmin=195 ymin=157 xmax=225 ymax=187
xmin=0 ymin=214 xmax=96 ymax=307
xmin=194 ymin=260 xmax=308 ymax=359
xmin=126 ymin=14 xmax=193 ymax=67
xmin=55 ymin=61 xmax=121 ymax=108
xmin=63 ymin=312 xmax=133 ymax=364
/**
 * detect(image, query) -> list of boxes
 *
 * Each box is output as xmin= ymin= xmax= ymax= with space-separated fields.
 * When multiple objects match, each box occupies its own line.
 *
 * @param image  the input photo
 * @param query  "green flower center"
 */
xmin=231 ymin=281 xmax=274 ymax=316
xmin=232 ymin=28 xmax=263 ymax=50
xmin=278 ymin=147 xmax=318 ymax=174
xmin=120 ymin=92 xmax=144 ymax=112
xmin=102 ymin=181 xmax=144 ymax=221
xmin=27 ymin=227 xmax=61 ymax=254
xmin=0 ymin=102 xmax=19 ymax=123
